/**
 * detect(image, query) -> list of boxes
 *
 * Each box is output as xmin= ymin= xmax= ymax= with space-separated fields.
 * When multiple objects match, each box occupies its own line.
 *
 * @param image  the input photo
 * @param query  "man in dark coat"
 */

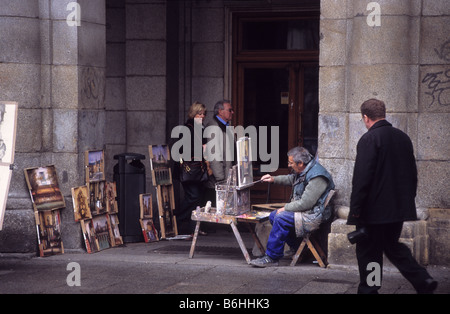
xmin=348 ymin=98 xmax=437 ymax=294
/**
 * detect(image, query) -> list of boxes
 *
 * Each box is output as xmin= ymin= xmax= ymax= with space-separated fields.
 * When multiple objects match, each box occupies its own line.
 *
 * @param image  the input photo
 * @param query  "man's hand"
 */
xmin=261 ymin=174 xmax=274 ymax=183
xmin=276 ymin=207 xmax=285 ymax=214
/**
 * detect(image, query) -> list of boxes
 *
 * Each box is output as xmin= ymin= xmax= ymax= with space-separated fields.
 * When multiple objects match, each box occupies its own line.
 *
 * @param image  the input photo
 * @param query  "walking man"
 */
xmin=348 ymin=98 xmax=437 ymax=294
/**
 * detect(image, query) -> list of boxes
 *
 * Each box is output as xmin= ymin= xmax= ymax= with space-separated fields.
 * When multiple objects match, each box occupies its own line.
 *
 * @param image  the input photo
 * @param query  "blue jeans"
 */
xmin=266 ymin=210 xmax=300 ymax=260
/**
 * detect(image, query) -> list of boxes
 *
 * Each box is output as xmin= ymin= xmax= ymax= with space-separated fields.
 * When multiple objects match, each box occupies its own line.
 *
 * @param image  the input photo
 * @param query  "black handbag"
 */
xmin=180 ymin=160 xmax=208 ymax=183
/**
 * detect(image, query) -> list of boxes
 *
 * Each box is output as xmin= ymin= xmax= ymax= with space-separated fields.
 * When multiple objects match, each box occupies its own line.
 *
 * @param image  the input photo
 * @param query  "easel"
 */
xmin=149 ymin=145 xmax=178 ymax=239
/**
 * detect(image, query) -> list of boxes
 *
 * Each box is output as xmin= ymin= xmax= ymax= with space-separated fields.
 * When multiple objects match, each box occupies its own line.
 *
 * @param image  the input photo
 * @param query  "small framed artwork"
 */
xmin=35 ymin=210 xmax=64 ymax=257
xmin=105 ymin=181 xmax=118 ymax=214
xmin=139 ymin=193 xmax=152 ymax=219
xmin=85 ymin=150 xmax=105 ymax=183
xmin=0 ymin=164 xmax=12 ymax=230
xmin=156 ymin=185 xmax=177 ymax=238
xmin=88 ymin=181 xmax=107 ymax=216
xmin=81 ymin=219 xmax=100 ymax=253
xmin=92 ymin=214 xmax=112 ymax=250
xmin=0 ymin=101 xmax=18 ymax=165
xmin=149 ymin=144 xmax=172 ymax=186
xmin=236 ymin=137 xmax=253 ymax=189
xmin=71 ymin=186 xmax=92 ymax=221
xmin=140 ymin=218 xmax=159 ymax=242
xmin=109 ymin=214 xmax=123 ymax=246
xmin=24 ymin=165 xmax=66 ymax=211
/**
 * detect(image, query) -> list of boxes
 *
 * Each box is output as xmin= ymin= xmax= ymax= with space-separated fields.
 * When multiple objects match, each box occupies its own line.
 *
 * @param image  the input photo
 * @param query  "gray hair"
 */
xmin=287 ymin=146 xmax=312 ymax=164
xmin=213 ymin=99 xmax=231 ymax=116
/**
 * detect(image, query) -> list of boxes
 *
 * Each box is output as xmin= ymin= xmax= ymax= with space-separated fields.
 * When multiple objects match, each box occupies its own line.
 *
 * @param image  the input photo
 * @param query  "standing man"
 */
xmin=203 ymin=100 xmax=235 ymax=206
xmin=348 ymin=98 xmax=437 ymax=294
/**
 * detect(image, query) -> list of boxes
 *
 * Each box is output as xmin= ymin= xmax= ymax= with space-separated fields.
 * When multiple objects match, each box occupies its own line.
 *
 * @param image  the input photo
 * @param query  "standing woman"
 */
xmin=176 ymin=102 xmax=209 ymax=235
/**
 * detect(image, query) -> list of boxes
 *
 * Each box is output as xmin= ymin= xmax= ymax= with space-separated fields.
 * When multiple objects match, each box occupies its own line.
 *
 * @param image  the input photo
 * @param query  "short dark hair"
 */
xmin=360 ymin=99 xmax=386 ymax=120
xmin=214 ymin=99 xmax=231 ymax=116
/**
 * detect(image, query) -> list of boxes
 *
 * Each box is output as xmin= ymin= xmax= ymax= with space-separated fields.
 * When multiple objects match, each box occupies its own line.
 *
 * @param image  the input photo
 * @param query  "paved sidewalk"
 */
xmin=0 ymin=228 xmax=449 ymax=295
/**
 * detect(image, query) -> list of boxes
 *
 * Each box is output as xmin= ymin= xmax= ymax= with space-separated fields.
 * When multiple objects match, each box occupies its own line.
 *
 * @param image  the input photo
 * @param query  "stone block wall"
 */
xmin=320 ymin=0 xmax=450 ymax=266
xmin=0 ymin=0 xmax=107 ymax=252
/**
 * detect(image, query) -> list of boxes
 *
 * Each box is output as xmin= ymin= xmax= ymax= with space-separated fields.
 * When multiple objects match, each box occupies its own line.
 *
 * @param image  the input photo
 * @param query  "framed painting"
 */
xmin=140 ymin=218 xmax=159 ymax=242
xmin=156 ymin=185 xmax=177 ymax=238
xmin=0 ymin=101 xmax=18 ymax=165
xmin=81 ymin=219 xmax=100 ymax=253
xmin=149 ymin=144 xmax=172 ymax=186
xmin=24 ymin=165 xmax=66 ymax=211
xmin=71 ymin=186 xmax=92 ymax=221
xmin=35 ymin=210 xmax=64 ymax=257
xmin=0 ymin=164 xmax=12 ymax=230
xmin=139 ymin=193 xmax=152 ymax=219
xmin=109 ymin=214 xmax=123 ymax=246
xmin=236 ymin=137 xmax=253 ymax=189
xmin=105 ymin=181 xmax=118 ymax=214
xmin=88 ymin=181 xmax=107 ymax=216
xmin=85 ymin=150 xmax=105 ymax=183
xmin=92 ymin=214 xmax=112 ymax=250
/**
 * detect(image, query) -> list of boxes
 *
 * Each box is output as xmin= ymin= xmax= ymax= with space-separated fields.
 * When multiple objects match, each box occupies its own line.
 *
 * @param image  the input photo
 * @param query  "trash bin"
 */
xmin=113 ymin=153 xmax=146 ymax=243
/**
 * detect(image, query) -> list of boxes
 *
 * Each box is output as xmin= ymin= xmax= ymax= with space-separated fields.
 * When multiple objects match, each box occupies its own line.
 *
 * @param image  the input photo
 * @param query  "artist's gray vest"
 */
xmin=291 ymin=160 xmax=335 ymax=235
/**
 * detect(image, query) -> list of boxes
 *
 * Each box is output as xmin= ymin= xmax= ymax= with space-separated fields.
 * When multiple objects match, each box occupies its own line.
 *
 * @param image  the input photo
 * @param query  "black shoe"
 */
xmin=249 ymin=255 xmax=279 ymax=268
xmin=417 ymin=278 xmax=438 ymax=294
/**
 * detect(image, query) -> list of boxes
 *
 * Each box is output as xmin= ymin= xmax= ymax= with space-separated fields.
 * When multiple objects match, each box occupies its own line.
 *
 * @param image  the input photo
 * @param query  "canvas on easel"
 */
xmin=0 ymin=101 xmax=18 ymax=165
xmin=236 ymin=137 xmax=253 ymax=189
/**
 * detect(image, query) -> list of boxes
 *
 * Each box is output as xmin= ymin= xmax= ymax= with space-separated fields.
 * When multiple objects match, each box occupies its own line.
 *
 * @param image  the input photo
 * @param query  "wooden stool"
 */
xmin=290 ymin=190 xmax=335 ymax=268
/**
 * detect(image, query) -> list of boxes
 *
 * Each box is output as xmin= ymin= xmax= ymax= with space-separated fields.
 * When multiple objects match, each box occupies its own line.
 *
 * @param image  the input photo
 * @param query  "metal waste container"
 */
xmin=113 ymin=153 xmax=146 ymax=243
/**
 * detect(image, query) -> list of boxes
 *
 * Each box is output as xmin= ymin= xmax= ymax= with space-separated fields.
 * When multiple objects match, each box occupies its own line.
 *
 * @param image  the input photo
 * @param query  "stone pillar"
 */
xmin=0 ymin=0 xmax=107 ymax=253
xmin=0 ymin=0 xmax=42 ymax=252
xmin=320 ymin=0 xmax=449 ymax=266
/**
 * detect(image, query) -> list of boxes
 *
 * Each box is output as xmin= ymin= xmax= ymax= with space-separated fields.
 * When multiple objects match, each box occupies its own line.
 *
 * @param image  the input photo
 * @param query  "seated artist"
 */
xmin=250 ymin=146 xmax=335 ymax=267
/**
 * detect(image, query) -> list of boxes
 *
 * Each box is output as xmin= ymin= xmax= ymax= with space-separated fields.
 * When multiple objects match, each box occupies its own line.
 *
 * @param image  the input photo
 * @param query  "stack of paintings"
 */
xmin=71 ymin=150 xmax=123 ymax=253
xmin=149 ymin=144 xmax=177 ymax=239
xmin=139 ymin=193 xmax=159 ymax=242
xmin=24 ymin=165 xmax=65 ymax=257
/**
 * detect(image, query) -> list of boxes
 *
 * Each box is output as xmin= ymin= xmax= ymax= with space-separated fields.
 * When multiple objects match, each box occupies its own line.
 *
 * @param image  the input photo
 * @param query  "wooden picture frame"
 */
xmin=156 ymin=185 xmax=177 ymax=238
xmin=92 ymin=214 xmax=112 ymax=250
xmin=85 ymin=150 xmax=105 ymax=183
xmin=149 ymin=144 xmax=172 ymax=186
xmin=35 ymin=210 xmax=64 ymax=257
xmin=139 ymin=193 xmax=152 ymax=219
xmin=81 ymin=219 xmax=100 ymax=253
xmin=0 ymin=101 xmax=18 ymax=166
xmin=24 ymin=165 xmax=66 ymax=212
xmin=140 ymin=218 xmax=159 ymax=242
xmin=0 ymin=164 xmax=12 ymax=230
xmin=88 ymin=181 xmax=107 ymax=216
xmin=105 ymin=181 xmax=118 ymax=214
xmin=71 ymin=185 xmax=92 ymax=221
xmin=109 ymin=214 xmax=123 ymax=246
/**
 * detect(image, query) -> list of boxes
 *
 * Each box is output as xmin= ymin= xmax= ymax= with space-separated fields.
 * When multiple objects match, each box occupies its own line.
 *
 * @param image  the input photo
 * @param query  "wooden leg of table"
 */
xmin=245 ymin=223 xmax=265 ymax=256
xmin=189 ymin=221 xmax=201 ymax=259
xmin=230 ymin=221 xmax=251 ymax=264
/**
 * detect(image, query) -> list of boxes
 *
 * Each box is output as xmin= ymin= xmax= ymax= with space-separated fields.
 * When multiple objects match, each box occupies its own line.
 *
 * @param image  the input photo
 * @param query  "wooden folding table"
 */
xmin=189 ymin=209 xmax=270 ymax=264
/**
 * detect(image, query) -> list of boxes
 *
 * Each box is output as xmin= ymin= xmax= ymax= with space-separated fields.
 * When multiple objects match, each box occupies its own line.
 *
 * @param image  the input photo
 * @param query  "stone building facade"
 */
xmin=0 ymin=0 xmax=448 ymax=266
